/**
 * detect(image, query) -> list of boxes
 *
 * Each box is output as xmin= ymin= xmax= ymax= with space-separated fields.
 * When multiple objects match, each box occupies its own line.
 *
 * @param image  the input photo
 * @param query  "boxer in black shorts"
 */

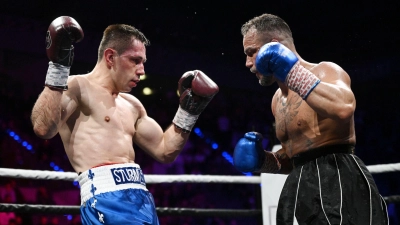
xmin=233 ymin=13 xmax=388 ymax=225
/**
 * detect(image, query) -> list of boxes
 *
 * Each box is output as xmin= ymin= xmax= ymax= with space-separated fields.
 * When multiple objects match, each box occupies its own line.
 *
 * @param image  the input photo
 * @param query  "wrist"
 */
xmin=172 ymin=106 xmax=199 ymax=132
xmin=174 ymin=124 xmax=190 ymax=134
xmin=285 ymin=62 xmax=320 ymax=100
xmin=45 ymin=62 xmax=70 ymax=90
xmin=257 ymin=152 xmax=281 ymax=173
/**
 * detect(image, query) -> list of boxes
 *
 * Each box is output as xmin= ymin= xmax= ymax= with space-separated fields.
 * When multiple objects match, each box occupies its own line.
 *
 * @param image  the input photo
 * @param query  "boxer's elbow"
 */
xmin=31 ymin=113 xmax=58 ymax=139
xmin=335 ymin=103 xmax=355 ymax=122
xmin=33 ymin=123 xmax=57 ymax=139
xmin=162 ymin=157 xmax=176 ymax=164
xmin=160 ymin=151 xmax=180 ymax=164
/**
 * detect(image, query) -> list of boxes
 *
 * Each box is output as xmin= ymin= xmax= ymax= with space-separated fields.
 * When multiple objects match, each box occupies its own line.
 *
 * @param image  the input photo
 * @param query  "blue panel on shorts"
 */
xmin=80 ymin=188 xmax=159 ymax=225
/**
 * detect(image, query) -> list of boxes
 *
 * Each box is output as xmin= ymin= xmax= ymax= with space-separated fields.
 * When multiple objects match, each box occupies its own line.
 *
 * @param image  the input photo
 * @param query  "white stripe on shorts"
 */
xmin=77 ymin=163 xmax=148 ymax=205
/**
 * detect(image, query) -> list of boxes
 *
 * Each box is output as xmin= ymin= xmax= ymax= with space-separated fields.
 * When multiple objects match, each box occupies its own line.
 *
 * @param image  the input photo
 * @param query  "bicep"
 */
xmin=133 ymin=115 xmax=165 ymax=157
xmin=59 ymin=93 xmax=78 ymax=124
xmin=319 ymin=63 xmax=353 ymax=94
xmin=59 ymin=78 xmax=80 ymax=125
xmin=123 ymin=94 xmax=164 ymax=154
xmin=323 ymin=68 xmax=355 ymax=104
xmin=309 ymin=63 xmax=355 ymax=103
xmin=307 ymin=63 xmax=355 ymax=120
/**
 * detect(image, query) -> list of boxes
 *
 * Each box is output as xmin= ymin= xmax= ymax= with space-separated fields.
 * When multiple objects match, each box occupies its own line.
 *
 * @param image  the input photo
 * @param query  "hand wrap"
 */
xmin=286 ymin=62 xmax=320 ymax=99
xmin=45 ymin=62 xmax=71 ymax=90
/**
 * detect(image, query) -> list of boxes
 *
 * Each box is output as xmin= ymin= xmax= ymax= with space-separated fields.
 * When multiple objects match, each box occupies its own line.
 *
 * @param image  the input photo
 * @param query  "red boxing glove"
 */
xmin=46 ymin=16 xmax=84 ymax=66
xmin=178 ymin=70 xmax=219 ymax=115
xmin=173 ymin=70 xmax=219 ymax=132
xmin=45 ymin=16 xmax=84 ymax=90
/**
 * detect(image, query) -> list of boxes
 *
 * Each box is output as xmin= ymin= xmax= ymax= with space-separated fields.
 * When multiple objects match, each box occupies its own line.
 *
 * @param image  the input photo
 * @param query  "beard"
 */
xmin=250 ymin=67 xmax=275 ymax=86
xmin=259 ymin=74 xmax=275 ymax=86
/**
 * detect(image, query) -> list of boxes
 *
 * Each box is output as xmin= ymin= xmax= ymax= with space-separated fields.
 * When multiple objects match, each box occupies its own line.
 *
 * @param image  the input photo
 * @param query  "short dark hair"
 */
xmin=241 ymin=14 xmax=293 ymax=42
xmin=97 ymin=24 xmax=150 ymax=61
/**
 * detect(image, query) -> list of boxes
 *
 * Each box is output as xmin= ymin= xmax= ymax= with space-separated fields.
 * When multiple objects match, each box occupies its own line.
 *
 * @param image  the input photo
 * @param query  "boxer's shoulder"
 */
xmin=119 ymin=93 xmax=144 ymax=110
xmin=63 ymin=74 xmax=88 ymax=95
xmin=118 ymin=93 xmax=147 ymax=119
xmin=310 ymin=61 xmax=344 ymax=73
xmin=66 ymin=74 xmax=88 ymax=86
xmin=311 ymin=62 xmax=350 ymax=84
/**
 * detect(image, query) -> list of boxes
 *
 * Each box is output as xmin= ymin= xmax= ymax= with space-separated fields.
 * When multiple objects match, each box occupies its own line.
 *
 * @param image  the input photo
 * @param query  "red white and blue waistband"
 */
xmin=77 ymin=163 xmax=148 ymax=205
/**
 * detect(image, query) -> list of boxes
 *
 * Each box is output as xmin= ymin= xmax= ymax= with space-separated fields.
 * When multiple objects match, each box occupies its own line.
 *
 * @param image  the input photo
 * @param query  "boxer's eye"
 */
xmin=129 ymin=57 xmax=144 ymax=65
xmin=245 ymin=48 xmax=258 ymax=57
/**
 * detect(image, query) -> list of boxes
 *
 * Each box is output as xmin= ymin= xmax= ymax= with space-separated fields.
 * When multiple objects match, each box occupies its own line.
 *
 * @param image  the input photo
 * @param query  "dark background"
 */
xmin=0 ymin=0 xmax=399 ymax=224
xmin=1 ymin=0 xmax=399 ymax=88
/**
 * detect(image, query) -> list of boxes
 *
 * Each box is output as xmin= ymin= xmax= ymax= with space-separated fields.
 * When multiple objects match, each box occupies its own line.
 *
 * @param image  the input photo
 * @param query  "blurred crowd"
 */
xmin=0 ymin=68 xmax=399 ymax=225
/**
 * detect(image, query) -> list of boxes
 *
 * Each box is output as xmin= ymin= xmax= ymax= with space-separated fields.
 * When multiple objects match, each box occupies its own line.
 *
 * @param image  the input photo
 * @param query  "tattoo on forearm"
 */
xmin=258 ymin=152 xmax=281 ymax=173
xmin=258 ymin=151 xmax=293 ymax=174
xmin=275 ymin=151 xmax=293 ymax=174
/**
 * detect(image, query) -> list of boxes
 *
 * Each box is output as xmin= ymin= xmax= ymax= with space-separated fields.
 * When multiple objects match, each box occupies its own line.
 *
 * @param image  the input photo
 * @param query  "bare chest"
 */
xmin=79 ymin=90 xmax=138 ymax=136
xmin=274 ymin=93 xmax=315 ymax=140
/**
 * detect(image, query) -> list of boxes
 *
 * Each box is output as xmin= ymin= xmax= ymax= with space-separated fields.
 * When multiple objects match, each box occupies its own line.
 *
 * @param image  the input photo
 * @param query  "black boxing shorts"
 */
xmin=276 ymin=145 xmax=388 ymax=225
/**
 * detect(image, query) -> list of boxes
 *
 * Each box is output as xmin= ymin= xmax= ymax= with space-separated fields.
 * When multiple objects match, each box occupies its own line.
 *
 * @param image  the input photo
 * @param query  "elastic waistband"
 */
xmin=77 ymin=163 xmax=148 ymax=205
xmin=291 ymin=144 xmax=355 ymax=168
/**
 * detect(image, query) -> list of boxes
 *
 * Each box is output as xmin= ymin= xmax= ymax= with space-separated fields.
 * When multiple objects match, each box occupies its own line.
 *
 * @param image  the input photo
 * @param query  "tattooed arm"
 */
xmin=257 ymin=148 xmax=293 ymax=174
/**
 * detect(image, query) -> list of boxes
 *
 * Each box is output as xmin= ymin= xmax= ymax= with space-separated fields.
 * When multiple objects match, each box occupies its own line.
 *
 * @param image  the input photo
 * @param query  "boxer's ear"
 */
xmin=104 ymin=48 xmax=116 ymax=67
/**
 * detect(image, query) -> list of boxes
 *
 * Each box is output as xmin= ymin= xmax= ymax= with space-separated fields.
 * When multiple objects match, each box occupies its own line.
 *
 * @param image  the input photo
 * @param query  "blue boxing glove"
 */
xmin=233 ymin=132 xmax=265 ymax=172
xmin=255 ymin=42 xmax=298 ymax=82
xmin=255 ymin=42 xmax=320 ymax=100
